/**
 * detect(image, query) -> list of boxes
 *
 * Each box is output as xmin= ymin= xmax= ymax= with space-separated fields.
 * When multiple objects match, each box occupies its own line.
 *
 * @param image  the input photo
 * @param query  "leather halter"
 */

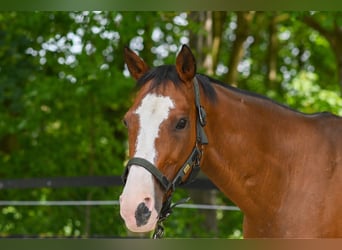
xmin=121 ymin=77 xmax=208 ymax=238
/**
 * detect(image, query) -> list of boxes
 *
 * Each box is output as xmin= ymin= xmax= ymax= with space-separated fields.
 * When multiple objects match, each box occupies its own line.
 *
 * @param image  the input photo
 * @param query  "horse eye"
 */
xmin=122 ymin=119 xmax=128 ymax=128
xmin=176 ymin=118 xmax=187 ymax=130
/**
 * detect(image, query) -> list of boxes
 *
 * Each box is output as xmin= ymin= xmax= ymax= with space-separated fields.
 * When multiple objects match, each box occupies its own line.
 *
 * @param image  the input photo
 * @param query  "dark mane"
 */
xmin=203 ymin=74 xmax=273 ymax=101
xmin=137 ymin=65 xmax=181 ymax=89
xmin=205 ymin=74 xmax=341 ymax=117
xmin=137 ymin=64 xmax=287 ymax=107
xmin=204 ymin=74 xmax=299 ymax=111
xmin=137 ymin=65 xmax=217 ymax=103
xmin=136 ymin=65 xmax=336 ymax=117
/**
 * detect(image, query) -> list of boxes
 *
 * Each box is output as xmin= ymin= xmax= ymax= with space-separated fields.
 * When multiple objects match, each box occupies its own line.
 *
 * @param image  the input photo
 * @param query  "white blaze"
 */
xmin=120 ymin=93 xmax=175 ymax=232
xmin=134 ymin=93 xmax=175 ymax=162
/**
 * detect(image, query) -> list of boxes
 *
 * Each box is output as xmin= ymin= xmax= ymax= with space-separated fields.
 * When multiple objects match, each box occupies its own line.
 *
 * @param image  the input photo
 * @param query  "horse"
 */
xmin=119 ymin=44 xmax=342 ymax=238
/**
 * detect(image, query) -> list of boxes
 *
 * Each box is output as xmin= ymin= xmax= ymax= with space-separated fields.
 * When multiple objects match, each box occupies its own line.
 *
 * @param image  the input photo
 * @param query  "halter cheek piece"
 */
xmin=121 ymin=77 xmax=208 ymax=238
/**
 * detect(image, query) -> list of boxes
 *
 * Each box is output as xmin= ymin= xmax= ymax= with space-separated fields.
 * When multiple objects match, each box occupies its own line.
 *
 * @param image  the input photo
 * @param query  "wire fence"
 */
xmin=0 ymin=175 xmax=241 ymax=238
xmin=0 ymin=200 xmax=240 ymax=211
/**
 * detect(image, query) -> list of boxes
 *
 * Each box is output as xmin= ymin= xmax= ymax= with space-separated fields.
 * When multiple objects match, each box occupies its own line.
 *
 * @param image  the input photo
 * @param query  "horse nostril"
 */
xmin=135 ymin=202 xmax=152 ymax=227
xmin=144 ymin=197 xmax=151 ymax=208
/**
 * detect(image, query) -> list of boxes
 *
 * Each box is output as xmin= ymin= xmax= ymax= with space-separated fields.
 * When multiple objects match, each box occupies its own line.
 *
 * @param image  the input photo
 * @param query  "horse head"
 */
xmin=119 ymin=45 xmax=206 ymax=233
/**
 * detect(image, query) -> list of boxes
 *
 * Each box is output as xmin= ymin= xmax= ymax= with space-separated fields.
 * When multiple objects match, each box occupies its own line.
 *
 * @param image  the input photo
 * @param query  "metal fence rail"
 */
xmin=0 ymin=175 xmax=217 ymax=190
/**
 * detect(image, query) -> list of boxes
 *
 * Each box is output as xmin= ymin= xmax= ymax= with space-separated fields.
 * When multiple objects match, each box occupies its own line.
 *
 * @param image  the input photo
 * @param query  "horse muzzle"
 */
xmin=119 ymin=193 xmax=160 ymax=232
xmin=119 ymin=165 xmax=161 ymax=232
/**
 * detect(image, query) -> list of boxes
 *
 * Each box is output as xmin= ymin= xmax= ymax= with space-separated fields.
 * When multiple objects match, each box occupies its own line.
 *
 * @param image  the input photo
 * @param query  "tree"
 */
xmin=225 ymin=11 xmax=255 ymax=86
xmin=301 ymin=12 xmax=342 ymax=94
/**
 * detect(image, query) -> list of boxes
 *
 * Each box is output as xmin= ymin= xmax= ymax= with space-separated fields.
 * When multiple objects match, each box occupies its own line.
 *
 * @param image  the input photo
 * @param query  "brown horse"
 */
xmin=119 ymin=45 xmax=342 ymax=238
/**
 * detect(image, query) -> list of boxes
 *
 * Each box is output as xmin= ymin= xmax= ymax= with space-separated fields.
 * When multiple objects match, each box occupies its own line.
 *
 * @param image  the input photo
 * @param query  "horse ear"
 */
xmin=176 ymin=44 xmax=197 ymax=83
xmin=124 ymin=47 xmax=149 ymax=80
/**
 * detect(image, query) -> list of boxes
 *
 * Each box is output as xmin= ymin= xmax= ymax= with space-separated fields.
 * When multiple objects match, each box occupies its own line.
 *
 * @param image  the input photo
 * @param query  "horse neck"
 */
xmin=201 ymin=84 xmax=302 ymax=218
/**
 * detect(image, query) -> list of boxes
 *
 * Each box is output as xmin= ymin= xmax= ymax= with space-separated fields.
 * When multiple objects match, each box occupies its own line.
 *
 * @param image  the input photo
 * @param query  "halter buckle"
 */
xmin=198 ymin=106 xmax=207 ymax=126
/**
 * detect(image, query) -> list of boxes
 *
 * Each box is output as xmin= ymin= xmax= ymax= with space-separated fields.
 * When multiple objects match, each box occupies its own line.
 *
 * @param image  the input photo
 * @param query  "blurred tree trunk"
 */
xmin=203 ymin=11 xmax=227 ymax=75
xmin=189 ymin=11 xmax=207 ymax=67
xmin=225 ymin=11 xmax=255 ymax=87
xmin=302 ymin=14 xmax=342 ymax=95
xmin=266 ymin=14 xmax=279 ymax=90
xmin=266 ymin=13 xmax=289 ymax=91
xmin=140 ymin=13 xmax=155 ymax=66
xmin=189 ymin=11 xmax=226 ymax=75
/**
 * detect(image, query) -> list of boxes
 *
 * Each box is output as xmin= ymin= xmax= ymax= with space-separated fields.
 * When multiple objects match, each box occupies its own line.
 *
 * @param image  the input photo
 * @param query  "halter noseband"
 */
xmin=121 ymin=77 xmax=208 ymax=238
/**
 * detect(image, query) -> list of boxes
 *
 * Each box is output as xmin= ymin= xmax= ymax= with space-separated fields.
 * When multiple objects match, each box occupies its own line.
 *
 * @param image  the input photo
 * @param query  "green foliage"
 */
xmin=284 ymin=71 xmax=342 ymax=115
xmin=0 ymin=11 xmax=133 ymax=238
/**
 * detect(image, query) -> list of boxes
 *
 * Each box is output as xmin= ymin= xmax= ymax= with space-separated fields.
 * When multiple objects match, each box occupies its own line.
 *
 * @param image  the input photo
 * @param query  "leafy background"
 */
xmin=0 ymin=11 xmax=341 ymax=238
